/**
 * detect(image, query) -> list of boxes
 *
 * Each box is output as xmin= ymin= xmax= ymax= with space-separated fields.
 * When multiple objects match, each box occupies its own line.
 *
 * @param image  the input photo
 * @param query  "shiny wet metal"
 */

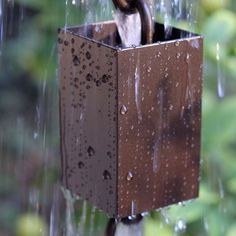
xmin=58 ymin=21 xmax=203 ymax=218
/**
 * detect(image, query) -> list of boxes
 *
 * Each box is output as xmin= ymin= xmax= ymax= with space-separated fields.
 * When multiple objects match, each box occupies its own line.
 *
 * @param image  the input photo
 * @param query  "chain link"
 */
xmin=113 ymin=0 xmax=153 ymax=44
xmin=112 ymin=0 xmax=137 ymax=14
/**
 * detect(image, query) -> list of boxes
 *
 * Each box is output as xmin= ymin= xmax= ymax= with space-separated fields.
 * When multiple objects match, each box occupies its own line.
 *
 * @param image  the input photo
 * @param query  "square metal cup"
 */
xmin=58 ymin=21 xmax=203 ymax=218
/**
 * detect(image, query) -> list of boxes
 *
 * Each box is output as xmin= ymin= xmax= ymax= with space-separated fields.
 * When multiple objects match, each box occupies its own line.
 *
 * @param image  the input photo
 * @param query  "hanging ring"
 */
xmin=136 ymin=0 xmax=153 ymax=44
xmin=113 ymin=0 xmax=153 ymax=44
xmin=112 ymin=0 xmax=137 ymax=14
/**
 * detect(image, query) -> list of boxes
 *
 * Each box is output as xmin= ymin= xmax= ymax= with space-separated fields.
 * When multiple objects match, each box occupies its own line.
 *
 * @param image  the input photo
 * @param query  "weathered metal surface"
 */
xmin=58 ymin=21 xmax=203 ymax=218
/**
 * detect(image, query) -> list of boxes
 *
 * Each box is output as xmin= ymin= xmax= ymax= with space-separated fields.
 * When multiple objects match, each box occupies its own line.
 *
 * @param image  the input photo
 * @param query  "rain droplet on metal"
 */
xmin=73 ymin=55 xmax=80 ymax=66
xmin=78 ymin=161 xmax=85 ymax=169
xmin=87 ymin=146 xmax=95 ymax=157
xmin=120 ymin=105 xmax=128 ymax=115
xmin=147 ymin=66 xmax=152 ymax=73
xmin=175 ymin=41 xmax=180 ymax=46
xmin=103 ymin=170 xmax=112 ymax=180
xmin=127 ymin=171 xmax=133 ymax=181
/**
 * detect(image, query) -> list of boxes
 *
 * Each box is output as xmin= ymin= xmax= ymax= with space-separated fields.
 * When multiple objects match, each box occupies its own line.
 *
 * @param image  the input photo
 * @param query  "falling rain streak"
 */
xmin=114 ymin=10 xmax=141 ymax=47
xmin=135 ymin=56 xmax=143 ymax=121
xmin=216 ymin=42 xmax=225 ymax=98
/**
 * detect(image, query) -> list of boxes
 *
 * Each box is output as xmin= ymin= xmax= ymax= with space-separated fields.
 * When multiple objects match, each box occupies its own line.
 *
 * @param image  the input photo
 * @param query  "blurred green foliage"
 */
xmin=0 ymin=0 xmax=236 ymax=235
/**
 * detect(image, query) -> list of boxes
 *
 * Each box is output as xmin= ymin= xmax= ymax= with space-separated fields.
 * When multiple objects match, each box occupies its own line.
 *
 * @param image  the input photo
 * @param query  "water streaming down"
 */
xmin=114 ymin=10 xmax=141 ymax=47
xmin=159 ymin=0 xmax=173 ymax=39
xmin=156 ymin=0 xmax=199 ymax=38
xmin=69 ymin=0 xmax=200 ymax=234
xmin=0 ymin=0 xmax=228 ymax=235
xmin=216 ymin=42 xmax=225 ymax=98
xmin=88 ymin=206 xmax=97 ymax=236
xmin=134 ymin=54 xmax=143 ymax=121
xmin=61 ymin=187 xmax=79 ymax=236
xmin=174 ymin=218 xmax=187 ymax=234
xmin=153 ymin=87 xmax=163 ymax=173
xmin=114 ymin=220 xmax=144 ymax=236
xmin=49 ymin=185 xmax=61 ymax=236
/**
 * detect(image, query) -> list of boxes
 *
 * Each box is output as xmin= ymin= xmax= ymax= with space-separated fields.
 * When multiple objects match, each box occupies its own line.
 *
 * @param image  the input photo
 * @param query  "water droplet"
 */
xmin=103 ymin=170 xmax=112 ymax=180
xmin=85 ymin=51 xmax=91 ymax=60
xmin=141 ymin=212 xmax=149 ymax=217
xmin=107 ymin=151 xmax=112 ymax=158
xmin=120 ymin=105 xmax=128 ymax=115
xmin=147 ymin=66 xmax=151 ymax=73
xmin=86 ymin=73 xmax=93 ymax=81
xmin=190 ymin=39 xmax=199 ymax=49
xmin=216 ymin=43 xmax=225 ymax=98
xmin=178 ymin=202 xmax=184 ymax=207
xmin=126 ymin=171 xmax=133 ymax=181
xmin=175 ymin=41 xmax=180 ymax=47
xmin=157 ymin=52 xmax=161 ymax=58
xmin=58 ymin=38 xmax=63 ymax=44
xmin=160 ymin=209 xmax=171 ymax=225
xmin=34 ymin=132 xmax=38 ymax=139
xmin=78 ymin=161 xmax=84 ymax=169
xmin=101 ymin=74 xmax=109 ymax=83
xmin=87 ymin=146 xmax=95 ymax=157
xmin=176 ymin=53 xmax=181 ymax=59
xmin=96 ymin=80 xmax=102 ymax=87
xmin=174 ymin=219 xmax=187 ymax=233
xmin=73 ymin=55 xmax=80 ymax=66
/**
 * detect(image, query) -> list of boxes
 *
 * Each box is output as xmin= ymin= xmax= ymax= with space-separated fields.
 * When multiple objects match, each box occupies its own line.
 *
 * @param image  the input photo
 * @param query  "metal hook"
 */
xmin=136 ymin=0 xmax=153 ymax=44
xmin=112 ymin=0 xmax=153 ymax=44
xmin=112 ymin=0 xmax=137 ymax=14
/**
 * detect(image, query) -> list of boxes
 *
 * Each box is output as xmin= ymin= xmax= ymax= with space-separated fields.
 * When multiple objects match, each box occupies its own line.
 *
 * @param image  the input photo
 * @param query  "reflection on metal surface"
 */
xmin=58 ymin=21 xmax=203 ymax=218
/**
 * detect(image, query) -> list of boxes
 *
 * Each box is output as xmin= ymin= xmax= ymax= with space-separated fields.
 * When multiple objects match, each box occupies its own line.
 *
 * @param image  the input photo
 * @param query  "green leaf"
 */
xmin=202 ymin=96 xmax=236 ymax=153
xmin=201 ymin=0 xmax=229 ymax=13
xmin=227 ymin=224 xmax=236 ymax=236
xmin=15 ymin=0 xmax=47 ymax=9
xmin=202 ymin=89 xmax=216 ymax=116
xmin=167 ymin=201 xmax=205 ymax=223
xmin=203 ymin=10 xmax=236 ymax=45
xmin=205 ymin=209 xmax=231 ymax=236
xmin=227 ymin=178 xmax=236 ymax=194
xmin=225 ymin=57 xmax=236 ymax=79
xmin=144 ymin=218 xmax=173 ymax=236
xmin=199 ymin=183 xmax=220 ymax=205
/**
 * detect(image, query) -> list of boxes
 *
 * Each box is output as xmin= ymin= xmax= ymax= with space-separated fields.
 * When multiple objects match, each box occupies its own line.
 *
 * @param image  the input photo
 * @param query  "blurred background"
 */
xmin=0 ymin=0 xmax=236 ymax=235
